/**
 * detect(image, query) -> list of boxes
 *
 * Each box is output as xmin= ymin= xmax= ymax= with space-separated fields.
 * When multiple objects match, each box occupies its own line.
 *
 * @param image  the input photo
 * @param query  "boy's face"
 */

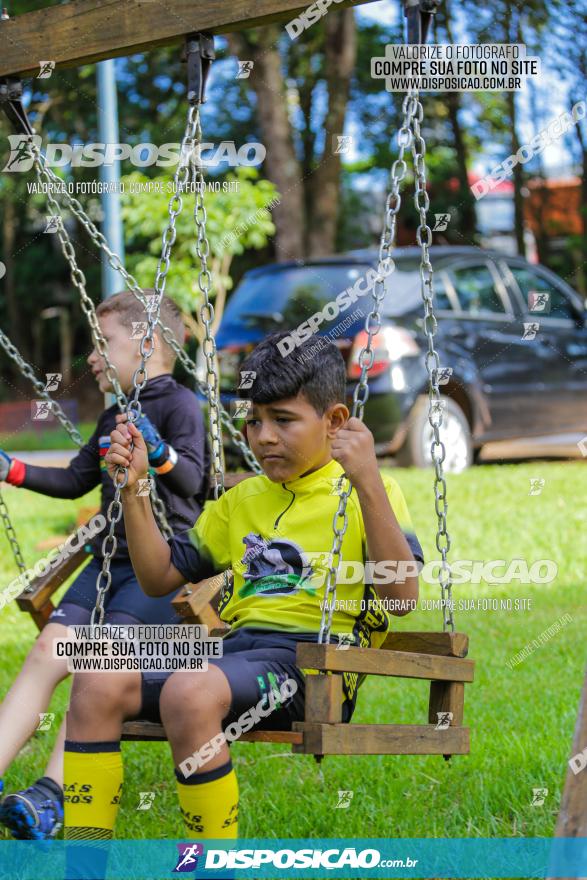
xmin=87 ymin=313 xmax=167 ymax=395
xmin=244 ymin=392 xmax=348 ymax=483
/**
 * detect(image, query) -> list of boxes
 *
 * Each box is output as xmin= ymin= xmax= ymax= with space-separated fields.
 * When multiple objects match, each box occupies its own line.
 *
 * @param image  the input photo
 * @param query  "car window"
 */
xmin=432 ymin=274 xmax=452 ymax=311
xmin=450 ymin=264 xmax=505 ymax=314
xmin=509 ymin=266 xmax=576 ymax=320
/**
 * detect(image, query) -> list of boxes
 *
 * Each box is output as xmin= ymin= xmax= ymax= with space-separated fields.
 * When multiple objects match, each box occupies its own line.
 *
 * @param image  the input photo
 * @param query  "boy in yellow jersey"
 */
xmin=62 ymin=332 xmax=423 ymax=842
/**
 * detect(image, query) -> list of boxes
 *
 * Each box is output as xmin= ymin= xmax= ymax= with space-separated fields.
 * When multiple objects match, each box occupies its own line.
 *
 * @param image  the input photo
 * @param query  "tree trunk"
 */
xmin=307 ymin=9 xmax=356 ymax=257
xmin=228 ymin=28 xmax=304 ymax=261
xmin=440 ymin=1 xmax=476 ymax=235
xmin=506 ymin=89 xmax=526 ymax=258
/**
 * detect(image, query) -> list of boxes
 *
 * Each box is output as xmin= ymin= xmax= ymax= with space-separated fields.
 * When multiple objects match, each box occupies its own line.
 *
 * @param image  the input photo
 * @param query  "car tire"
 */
xmin=396 ymin=395 xmax=473 ymax=473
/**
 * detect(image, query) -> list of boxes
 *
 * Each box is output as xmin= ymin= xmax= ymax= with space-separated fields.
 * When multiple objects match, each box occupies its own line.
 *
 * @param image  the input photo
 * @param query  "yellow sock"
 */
xmin=63 ymin=740 xmax=123 ymax=840
xmin=175 ymin=760 xmax=239 ymax=838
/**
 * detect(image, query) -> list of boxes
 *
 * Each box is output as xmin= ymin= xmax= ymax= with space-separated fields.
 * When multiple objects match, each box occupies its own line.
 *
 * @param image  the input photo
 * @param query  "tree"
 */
xmin=120 ymin=167 xmax=278 ymax=342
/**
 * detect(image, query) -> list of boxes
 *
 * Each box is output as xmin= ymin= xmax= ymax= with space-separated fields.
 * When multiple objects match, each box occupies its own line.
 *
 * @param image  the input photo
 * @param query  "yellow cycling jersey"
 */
xmin=170 ymin=458 xmax=423 ymax=649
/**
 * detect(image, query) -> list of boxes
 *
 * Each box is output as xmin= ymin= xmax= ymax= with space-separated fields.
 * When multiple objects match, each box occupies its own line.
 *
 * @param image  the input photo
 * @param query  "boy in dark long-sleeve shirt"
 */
xmin=0 ymin=290 xmax=209 ymax=841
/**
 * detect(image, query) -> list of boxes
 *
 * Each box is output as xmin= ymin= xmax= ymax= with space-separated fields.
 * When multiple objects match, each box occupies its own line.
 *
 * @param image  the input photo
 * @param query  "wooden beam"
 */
xmin=296 ymin=643 xmax=475 ymax=683
xmin=171 ymin=572 xmax=229 ymax=618
xmin=121 ymin=719 xmax=303 ymax=745
xmin=555 ymin=665 xmax=587 ymax=837
xmin=15 ymin=537 xmax=89 ymax=613
xmin=382 ymin=631 xmax=469 ymax=658
xmin=429 ymin=681 xmax=465 ymax=727
xmin=292 ymin=722 xmax=470 ymax=755
xmin=0 ymin=0 xmax=379 ymax=79
xmin=304 ymin=674 xmax=343 ymax=724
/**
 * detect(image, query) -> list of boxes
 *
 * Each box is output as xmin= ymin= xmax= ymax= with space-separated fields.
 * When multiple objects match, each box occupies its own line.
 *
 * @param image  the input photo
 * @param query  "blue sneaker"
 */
xmin=0 ymin=776 xmax=63 ymax=840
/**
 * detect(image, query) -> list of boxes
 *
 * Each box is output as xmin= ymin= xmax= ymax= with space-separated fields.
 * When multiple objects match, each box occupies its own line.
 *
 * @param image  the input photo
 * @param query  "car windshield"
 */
xmin=223 ymin=258 xmax=448 ymax=328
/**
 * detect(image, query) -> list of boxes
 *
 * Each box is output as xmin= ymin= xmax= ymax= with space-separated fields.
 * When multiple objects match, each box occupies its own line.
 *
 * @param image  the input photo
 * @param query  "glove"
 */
xmin=135 ymin=415 xmax=177 ymax=473
xmin=0 ymin=450 xmax=25 ymax=486
xmin=135 ymin=415 xmax=165 ymax=460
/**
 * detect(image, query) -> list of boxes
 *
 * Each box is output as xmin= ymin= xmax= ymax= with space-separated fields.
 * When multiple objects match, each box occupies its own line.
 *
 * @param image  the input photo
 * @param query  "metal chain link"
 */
xmin=318 ymin=93 xmax=420 ymax=645
xmin=34 ymin=151 xmax=261 ymax=475
xmin=0 ymin=327 xmax=83 ymax=446
xmin=409 ymin=91 xmax=454 ymax=632
xmin=191 ymin=116 xmax=225 ymax=499
xmin=89 ymin=106 xmax=199 ymax=625
xmin=23 ymin=139 xmax=176 ymax=619
xmin=0 ymin=486 xmax=27 ymax=575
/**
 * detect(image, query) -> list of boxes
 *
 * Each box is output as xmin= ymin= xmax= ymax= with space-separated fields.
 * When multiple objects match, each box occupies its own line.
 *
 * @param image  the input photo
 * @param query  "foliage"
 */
xmin=120 ymin=167 xmax=277 ymax=324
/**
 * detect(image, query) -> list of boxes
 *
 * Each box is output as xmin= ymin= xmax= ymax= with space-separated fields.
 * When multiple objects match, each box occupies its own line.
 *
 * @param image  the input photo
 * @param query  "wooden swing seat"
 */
xmin=13 ymin=473 xmax=473 ymax=757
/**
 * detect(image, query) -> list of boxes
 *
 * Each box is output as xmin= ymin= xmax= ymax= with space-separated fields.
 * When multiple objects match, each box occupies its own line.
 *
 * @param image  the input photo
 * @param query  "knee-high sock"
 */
xmin=63 ymin=740 xmax=123 ymax=840
xmin=175 ymin=760 xmax=239 ymax=838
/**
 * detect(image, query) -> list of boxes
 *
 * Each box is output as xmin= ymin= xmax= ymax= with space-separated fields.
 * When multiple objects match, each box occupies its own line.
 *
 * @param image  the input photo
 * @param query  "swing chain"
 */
xmin=0 ymin=485 xmax=27 ymax=576
xmin=30 ymin=145 xmax=128 ymax=412
xmin=31 ymin=152 xmax=261 ymax=476
xmin=0 ymin=327 xmax=83 ymax=447
xmin=318 ymin=94 xmax=418 ymax=645
xmin=409 ymin=92 xmax=454 ymax=632
xmin=191 ymin=116 xmax=225 ymax=499
xmin=92 ymin=101 xmax=199 ymax=625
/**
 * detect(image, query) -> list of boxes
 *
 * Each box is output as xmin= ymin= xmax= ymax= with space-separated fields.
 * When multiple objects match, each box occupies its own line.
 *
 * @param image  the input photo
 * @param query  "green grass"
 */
xmin=0 ymin=461 xmax=585 ymax=842
xmin=0 ymin=423 xmax=95 ymax=452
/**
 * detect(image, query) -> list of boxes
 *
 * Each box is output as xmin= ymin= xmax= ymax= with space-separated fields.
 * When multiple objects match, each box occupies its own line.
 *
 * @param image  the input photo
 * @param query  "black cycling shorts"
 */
xmin=47 ymin=556 xmax=184 ymax=627
xmin=140 ymin=627 xmax=358 ymax=732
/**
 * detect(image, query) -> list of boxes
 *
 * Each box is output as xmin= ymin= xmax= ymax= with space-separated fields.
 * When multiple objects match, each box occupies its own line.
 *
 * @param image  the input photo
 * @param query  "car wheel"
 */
xmin=396 ymin=395 xmax=473 ymax=473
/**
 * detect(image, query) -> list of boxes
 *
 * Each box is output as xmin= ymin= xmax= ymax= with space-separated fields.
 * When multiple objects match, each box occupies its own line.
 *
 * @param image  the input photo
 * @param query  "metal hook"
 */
xmin=183 ymin=32 xmax=215 ymax=106
xmin=403 ymin=0 xmax=442 ymax=45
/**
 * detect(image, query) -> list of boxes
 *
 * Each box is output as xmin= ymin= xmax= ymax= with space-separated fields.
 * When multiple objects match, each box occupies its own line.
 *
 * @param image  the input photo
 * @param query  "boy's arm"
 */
xmin=120 ymin=490 xmax=185 ymax=596
xmin=110 ymin=421 xmax=213 ymax=596
xmin=0 ymin=431 xmax=101 ymax=499
xmin=331 ymin=418 xmax=420 ymax=613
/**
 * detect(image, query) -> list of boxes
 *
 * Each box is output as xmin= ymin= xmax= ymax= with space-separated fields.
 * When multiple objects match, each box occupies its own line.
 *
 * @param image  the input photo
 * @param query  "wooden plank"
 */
xmin=429 ymin=681 xmax=465 ymax=727
xmin=171 ymin=572 xmax=229 ymax=618
xmin=555 ymin=665 xmax=587 ymax=837
xmin=30 ymin=601 xmax=56 ymax=633
xmin=304 ymin=674 xmax=343 ymax=724
xmin=292 ymin=722 xmax=470 ymax=755
xmin=15 ymin=542 xmax=88 ymax=612
xmin=0 ymin=0 xmax=377 ymax=78
xmin=189 ymin=602 xmax=225 ymax=633
xmin=297 ymin=643 xmax=475 ymax=683
xmin=121 ymin=720 xmax=302 ymax=745
xmin=382 ymin=631 xmax=469 ymax=658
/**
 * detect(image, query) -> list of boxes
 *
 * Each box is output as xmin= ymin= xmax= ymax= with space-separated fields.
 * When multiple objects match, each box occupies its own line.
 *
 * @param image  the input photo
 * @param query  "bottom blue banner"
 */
xmin=0 ymin=837 xmax=586 ymax=879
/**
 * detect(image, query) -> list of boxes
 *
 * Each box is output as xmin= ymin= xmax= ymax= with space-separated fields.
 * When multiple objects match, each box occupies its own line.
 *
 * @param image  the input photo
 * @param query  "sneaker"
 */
xmin=0 ymin=776 xmax=64 ymax=840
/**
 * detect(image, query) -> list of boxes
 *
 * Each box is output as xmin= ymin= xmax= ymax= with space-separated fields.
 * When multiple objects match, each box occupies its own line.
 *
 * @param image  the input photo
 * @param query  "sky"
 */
xmin=356 ymin=0 xmax=581 ymax=177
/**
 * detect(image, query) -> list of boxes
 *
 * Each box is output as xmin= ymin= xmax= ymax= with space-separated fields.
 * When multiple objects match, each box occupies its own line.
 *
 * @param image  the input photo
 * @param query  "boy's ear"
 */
xmin=326 ymin=403 xmax=349 ymax=437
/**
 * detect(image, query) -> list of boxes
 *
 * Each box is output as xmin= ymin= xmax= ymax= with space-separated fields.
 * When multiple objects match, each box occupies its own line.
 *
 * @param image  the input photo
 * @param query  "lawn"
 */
xmin=0 ymin=460 xmax=585 ymax=843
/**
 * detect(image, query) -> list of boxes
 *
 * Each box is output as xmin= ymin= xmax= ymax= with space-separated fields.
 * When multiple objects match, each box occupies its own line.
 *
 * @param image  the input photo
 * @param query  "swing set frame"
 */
xmin=0 ymin=0 xmax=475 ymax=762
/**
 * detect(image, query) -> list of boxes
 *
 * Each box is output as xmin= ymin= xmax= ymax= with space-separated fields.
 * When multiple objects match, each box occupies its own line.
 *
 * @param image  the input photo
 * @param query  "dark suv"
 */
xmin=216 ymin=246 xmax=587 ymax=471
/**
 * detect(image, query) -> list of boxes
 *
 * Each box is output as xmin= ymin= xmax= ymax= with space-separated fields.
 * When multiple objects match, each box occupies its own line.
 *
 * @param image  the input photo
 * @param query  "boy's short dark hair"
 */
xmin=96 ymin=290 xmax=185 ymax=368
xmin=238 ymin=332 xmax=346 ymax=414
